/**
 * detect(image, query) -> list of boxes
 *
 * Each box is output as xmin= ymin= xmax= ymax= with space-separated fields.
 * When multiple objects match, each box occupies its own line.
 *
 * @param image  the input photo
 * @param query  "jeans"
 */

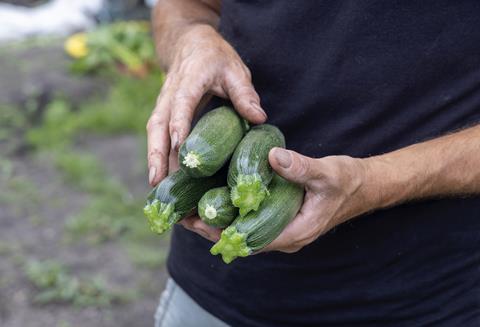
xmin=154 ymin=278 xmax=230 ymax=327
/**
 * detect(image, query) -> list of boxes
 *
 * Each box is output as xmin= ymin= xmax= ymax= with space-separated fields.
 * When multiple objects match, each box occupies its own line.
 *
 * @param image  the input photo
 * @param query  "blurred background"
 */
xmin=0 ymin=1 xmax=171 ymax=326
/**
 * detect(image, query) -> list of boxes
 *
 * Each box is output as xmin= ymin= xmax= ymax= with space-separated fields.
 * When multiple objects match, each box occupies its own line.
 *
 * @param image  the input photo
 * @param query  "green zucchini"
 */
xmin=198 ymin=187 xmax=238 ymax=228
xmin=179 ymin=106 xmax=248 ymax=178
xmin=211 ymin=174 xmax=304 ymax=263
xmin=143 ymin=169 xmax=223 ymax=234
xmin=228 ymin=124 xmax=285 ymax=216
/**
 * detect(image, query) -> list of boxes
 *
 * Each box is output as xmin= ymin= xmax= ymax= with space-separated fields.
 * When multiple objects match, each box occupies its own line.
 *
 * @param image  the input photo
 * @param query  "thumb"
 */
xmin=269 ymin=148 xmax=315 ymax=185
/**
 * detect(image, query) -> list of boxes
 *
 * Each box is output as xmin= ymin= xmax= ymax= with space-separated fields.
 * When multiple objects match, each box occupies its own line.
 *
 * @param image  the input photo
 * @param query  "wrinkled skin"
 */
xmin=146 ymin=22 xmax=372 ymax=253
xmin=148 ymin=0 xmax=480 ymax=254
xmin=146 ymin=24 xmax=267 ymax=240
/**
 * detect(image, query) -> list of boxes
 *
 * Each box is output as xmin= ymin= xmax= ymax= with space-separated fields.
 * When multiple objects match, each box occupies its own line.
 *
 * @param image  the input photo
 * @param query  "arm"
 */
xmin=149 ymin=0 xmax=266 ymax=240
xmin=148 ymin=0 xmax=266 ymax=185
xmin=265 ymin=124 xmax=480 ymax=252
xmin=152 ymin=0 xmax=221 ymax=70
xmin=364 ymin=125 xmax=480 ymax=207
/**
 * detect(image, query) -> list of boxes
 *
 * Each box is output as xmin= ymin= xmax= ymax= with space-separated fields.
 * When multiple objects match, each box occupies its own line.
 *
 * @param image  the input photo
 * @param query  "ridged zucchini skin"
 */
xmin=143 ymin=169 xmax=223 ymax=234
xmin=211 ymin=174 xmax=304 ymax=263
xmin=227 ymin=124 xmax=285 ymax=216
xmin=179 ymin=106 xmax=248 ymax=178
xmin=198 ymin=187 xmax=238 ymax=228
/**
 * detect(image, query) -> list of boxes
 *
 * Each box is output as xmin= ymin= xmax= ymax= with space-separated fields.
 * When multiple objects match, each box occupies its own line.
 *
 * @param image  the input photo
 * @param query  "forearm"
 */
xmin=152 ymin=0 xmax=221 ymax=70
xmin=363 ymin=124 xmax=480 ymax=209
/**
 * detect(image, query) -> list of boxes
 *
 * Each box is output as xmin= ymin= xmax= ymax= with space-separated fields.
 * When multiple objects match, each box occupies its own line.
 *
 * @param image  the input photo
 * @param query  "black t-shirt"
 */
xmin=167 ymin=1 xmax=480 ymax=326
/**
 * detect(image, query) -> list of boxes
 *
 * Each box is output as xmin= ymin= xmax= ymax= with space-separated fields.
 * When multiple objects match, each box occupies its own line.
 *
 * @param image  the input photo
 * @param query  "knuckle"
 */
xmin=168 ymin=119 xmax=179 ymax=132
xmin=148 ymin=148 xmax=166 ymax=161
xmin=146 ymin=113 xmax=167 ymax=131
xmin=169 ymin=114 xmax=187 ymax=134
xmin=292 ymin=156 xmax=311 ymax=176
xmin=227 ymin=83 xmax=254 ymax=101
xmin=146 ymin=119 xmax=155 ymax=132
xmin=173 ymin=90 xmax=196 ymax=105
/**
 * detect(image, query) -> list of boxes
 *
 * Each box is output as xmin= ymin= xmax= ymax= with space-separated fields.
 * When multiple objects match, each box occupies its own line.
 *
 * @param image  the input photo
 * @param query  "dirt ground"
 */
xmin=0 ymin=135 xmax=168 ymax=327
xmin=0 ymin=41 xmax=169 ymax=327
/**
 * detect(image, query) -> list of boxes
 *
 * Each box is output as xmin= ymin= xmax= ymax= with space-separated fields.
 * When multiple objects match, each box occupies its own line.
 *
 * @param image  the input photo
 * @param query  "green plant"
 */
xmin=65 ymin=194 xmax=135 ymax=244
xmin=67 ymin=21 xmax=156 ymax=76
xmin=26 ymin=99 xmax=77 ymax=149
xmin=25 ymin=260 xmax=129 ymax=307
xmin=0 ymin=173 xmax=42 ymax=215
xmin=26 ymin=69 xmax=163 ymax=151
xmin=21 ymin=66 xmax=167 ymax=271
xmin=125 ymin=243 xmax=168 ymax=269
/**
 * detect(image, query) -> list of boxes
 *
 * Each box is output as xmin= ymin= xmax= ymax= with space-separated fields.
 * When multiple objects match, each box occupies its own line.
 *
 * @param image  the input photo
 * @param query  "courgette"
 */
xmin=211 ymin=174 xmax=304 ymax=263
xmin=198 ymin=187 xmax=238 ymax=228
xmin=143 ymin=169 xmax=223 ymax=234
xmin=228 ymin=124 xmax=285 ymax=216
xmin=179 ymin=106 xmax=248 ymax=178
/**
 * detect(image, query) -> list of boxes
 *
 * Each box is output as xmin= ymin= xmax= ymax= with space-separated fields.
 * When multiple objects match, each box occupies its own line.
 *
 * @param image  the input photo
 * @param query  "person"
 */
xmin=147 ymin=1 xmax=480 ymax=326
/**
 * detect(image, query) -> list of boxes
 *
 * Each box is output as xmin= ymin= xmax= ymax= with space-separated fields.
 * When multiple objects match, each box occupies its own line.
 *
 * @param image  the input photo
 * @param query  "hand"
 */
xmin=262 ymin=148 xmax=373 ymax=253
xmin=147 ymin=25 xmax=266 ymax=240
xmin=147 ymin=24 xmax=267 ymax=186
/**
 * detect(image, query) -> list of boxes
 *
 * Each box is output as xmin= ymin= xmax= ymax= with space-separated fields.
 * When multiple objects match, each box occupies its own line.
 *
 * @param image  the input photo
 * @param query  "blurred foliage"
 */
xmin=25 ymin=260 xmax=132 ymax=307
xmin=54 ymin=151 xmax=122 ymax=195
xmin=0 ymin=104 xmax=27 ymax=141
xmin=0 ymin=104 xmax=30 ymax=154
xmin=0 ymin=163 xmax=43 ymax=216
xmin=23 ymin=66 xmax=167 ymax=260
xmin=1 ymin=23 xmax=169 ymax=313
xmin=66 ymin=21 xmax=156 ymax=77
xmin=125 ymin=242 xmax=168 ymax=269
xmin=27 ymin=69 xmax=164 ymax=149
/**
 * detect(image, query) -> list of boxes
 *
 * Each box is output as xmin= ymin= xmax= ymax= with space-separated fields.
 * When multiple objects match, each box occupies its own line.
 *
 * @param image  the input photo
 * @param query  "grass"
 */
xmin=25 ymin=259 xmax=132 ymax=307
xmin=0 ymin=168 xmax=43 ymax=216
xmin=22 ymin=67 xmax=169 ymax=264
xmin=26 ymin=69 xmax=164 ymax=150
xmin=125 ymin=241 xmax=169 ymax=269
xmin=0 ymin=51 xmax=168 ymax=312
xmin=22 ymin=69 xmax=163 ymax=245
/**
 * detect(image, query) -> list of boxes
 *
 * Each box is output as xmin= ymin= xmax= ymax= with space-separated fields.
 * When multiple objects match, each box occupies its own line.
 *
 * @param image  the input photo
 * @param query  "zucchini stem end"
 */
xmin=143 ymin=200 xmax=178 ymax=234
xmin=182 ymin=152 xmax=201 ymax=168
xmin=210 ymin=226 xmax=251 ymax=264
xmin=204 ymin=204 xmax=218 ymax=219
xmin=231 ymin=174 xmax=267 ymax=216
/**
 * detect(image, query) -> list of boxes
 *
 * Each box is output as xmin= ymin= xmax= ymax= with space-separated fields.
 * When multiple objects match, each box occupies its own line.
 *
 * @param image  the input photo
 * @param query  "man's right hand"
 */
xmin=147 ymin=24 xmax=267 ymax=186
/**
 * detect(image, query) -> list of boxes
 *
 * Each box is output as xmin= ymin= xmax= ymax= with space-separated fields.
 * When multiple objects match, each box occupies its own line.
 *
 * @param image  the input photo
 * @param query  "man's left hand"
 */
xmin=263 ymin=148 xmax=372 ymax=253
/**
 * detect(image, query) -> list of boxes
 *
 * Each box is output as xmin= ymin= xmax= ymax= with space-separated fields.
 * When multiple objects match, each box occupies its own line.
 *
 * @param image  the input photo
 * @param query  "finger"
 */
xmin=223 ymin=67 xmax=267 ymax=124
xmin=146 ymin=95 xmax=172 ymax=186
xmin=169 ymin=78 xmax=209 ymax=151
xmin=260 ymin=213 xmax=306 ymax=253
xmin=168 ymin=147 xmax=179 ymax=174
xmin=179 ymin=216 xmax=222 ymax=242
xmin=179 ymin=216 xmax=197 ymax=232
xmin=192 ymin=219 xmax=222 ymax=242
xmin=262 ymin=193 xmax=321 ymax=253
xmin=269 ymin=148 xmax=316 ymax=185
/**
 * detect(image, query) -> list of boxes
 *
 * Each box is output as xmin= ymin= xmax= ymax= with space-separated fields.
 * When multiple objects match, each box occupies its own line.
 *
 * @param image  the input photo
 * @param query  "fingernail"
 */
xmin=250 ymin=101 xmax=267 ymax=119
xmin=274 ymin=148 xmax=292 ymax=168
xmin=148 ymin=166 xmax=157 ymax=185
xmin=171 ymin=132 xmax=179 ymax=150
